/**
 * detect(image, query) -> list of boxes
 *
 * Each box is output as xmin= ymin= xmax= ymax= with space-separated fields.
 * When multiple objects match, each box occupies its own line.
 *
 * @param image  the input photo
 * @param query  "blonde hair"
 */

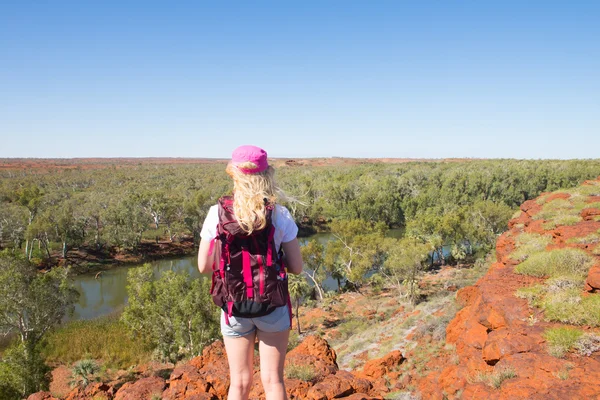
xmin=226 ymin=162 xmax=281 ymax=234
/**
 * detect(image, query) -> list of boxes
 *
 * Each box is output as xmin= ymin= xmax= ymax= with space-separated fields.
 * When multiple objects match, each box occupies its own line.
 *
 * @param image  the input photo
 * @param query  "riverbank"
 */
xmin=37 ymin=236 xmax=197 ymax=275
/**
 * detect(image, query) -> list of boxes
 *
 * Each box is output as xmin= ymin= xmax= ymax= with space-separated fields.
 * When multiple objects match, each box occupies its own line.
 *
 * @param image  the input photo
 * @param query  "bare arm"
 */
xmin=282 ymin=238 xmax=303 ymax=275
xmin=197 ymin=237 xmax=216 ymax=275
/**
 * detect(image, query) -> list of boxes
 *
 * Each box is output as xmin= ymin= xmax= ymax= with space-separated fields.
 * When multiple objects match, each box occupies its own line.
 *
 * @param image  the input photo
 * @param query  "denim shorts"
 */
xmin=220 ymin=305 xmax=291 ymax=338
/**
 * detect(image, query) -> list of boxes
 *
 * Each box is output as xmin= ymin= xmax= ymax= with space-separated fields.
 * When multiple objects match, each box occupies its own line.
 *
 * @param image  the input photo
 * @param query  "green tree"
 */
xmin=300 ymin=239 xmax=325 ymax=300
xmin=382 ymin=237 xmax=431 ymax=303
xmin=16 ymin=185 xmax=44 ymax=257
xmin=121 ymin=264 xmax=219 ymax=362
xmin=324 ymin=219 xmax=388 ymax=288
xmin=0 ymin=254 xmax=78 ymax=398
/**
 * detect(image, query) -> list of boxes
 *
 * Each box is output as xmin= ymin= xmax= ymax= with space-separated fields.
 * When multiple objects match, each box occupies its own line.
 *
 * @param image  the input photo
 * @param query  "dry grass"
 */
xmin=472 ymin=365 xmax=517 ymax=389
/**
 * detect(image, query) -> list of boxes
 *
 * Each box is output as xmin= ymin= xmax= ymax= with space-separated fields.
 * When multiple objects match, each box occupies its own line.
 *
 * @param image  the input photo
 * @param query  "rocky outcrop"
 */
xmin=32 ymin=335 xmax=389 ymax=400
xmin=420 ymin=178 xmax=600 ymax=399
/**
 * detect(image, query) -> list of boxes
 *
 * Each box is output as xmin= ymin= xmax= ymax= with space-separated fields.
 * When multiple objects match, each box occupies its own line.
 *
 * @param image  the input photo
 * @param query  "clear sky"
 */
xmin=1 ymin=1 xmax=598 ymax=159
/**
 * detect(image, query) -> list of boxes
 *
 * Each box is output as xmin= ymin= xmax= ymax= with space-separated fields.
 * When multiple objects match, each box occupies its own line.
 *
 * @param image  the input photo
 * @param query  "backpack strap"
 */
xmin=242 ymin=245 xmax=254 ymax=299
xmin=266 ymin=225 xmax=276 ymax=267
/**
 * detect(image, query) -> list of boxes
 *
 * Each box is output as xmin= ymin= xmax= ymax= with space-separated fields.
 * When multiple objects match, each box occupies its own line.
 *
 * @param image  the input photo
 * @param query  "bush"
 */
xmin=515 ymin=248 xmax=594 ymax=278
xmin=121 ymin=264 xmax=220 ymax=363
xmin=69 ymin=359 xmax=101 ymax=388
xmin=575 ymin=334 xmax=600 ymax=356
xmin=544 ymin=327 xmax=584 ymax=358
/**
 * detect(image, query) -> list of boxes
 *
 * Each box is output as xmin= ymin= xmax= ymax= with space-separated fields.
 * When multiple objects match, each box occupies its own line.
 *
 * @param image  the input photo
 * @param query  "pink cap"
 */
xmin=231 ymin=145 xmax=269 ymax=174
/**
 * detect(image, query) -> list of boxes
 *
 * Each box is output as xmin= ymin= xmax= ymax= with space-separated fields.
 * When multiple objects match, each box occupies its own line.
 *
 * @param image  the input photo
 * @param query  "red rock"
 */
xmin=339 ymin=394 xmax=384 ymax=400
xmin=306 ymin=374 xmax=354 ymax=400
xmin=114 ymin=377 xmax=165 ymax=400
xmin=163 ymin=364 xmax=212 ymax=400
xmin=482 ymin=330 xmax=539 ymax=364
xmin=359 ymin=350 xmax=404 ymax=379
xmin=581 ymin=208 xmax=600 ymax=221
xmin=586 ymin=265 xmax=600 ymax=290
xmin=64 ymin=383 xmax=114 ymax=400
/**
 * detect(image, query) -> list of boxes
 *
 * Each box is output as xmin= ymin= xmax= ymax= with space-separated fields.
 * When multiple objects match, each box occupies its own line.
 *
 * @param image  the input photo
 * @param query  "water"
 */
xmin=70 ymin=229 xmax=404 ymax=321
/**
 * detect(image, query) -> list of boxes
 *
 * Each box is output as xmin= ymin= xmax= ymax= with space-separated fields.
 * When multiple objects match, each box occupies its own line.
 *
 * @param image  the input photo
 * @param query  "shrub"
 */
xmin=510 ymin=233 xmax=552 ymax=261
xmin=69 ymin=359 xmax=101 ymax=388
xmin=575 ymin=334 xmax=600 ymax=356
xmin=515 ymin=248 xmax=594 ymax=278
xmin=544 ymin=327 xmax=584 ymax=358
xmin=285 ymin=363 xmax=317 ymax=382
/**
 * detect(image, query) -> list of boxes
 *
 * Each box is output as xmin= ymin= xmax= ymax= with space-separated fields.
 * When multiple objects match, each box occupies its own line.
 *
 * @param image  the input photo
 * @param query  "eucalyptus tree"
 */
xmin=300 ymin=239 xmax=325 ymax=301
xmin=324 ymin=219 xmax=388 ymax=288
xmin=0 ymin=254 xmax=78 ymax=397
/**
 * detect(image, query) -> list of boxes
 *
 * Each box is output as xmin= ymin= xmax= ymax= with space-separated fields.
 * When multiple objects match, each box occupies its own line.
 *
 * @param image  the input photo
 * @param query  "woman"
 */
xmin=197 ymin=145 xmax=303 ymax=400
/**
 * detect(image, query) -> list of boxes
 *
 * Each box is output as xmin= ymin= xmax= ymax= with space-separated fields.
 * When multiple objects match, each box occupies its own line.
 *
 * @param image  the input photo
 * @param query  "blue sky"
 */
xmin=1 ymin=1 xmax=598 ymax=159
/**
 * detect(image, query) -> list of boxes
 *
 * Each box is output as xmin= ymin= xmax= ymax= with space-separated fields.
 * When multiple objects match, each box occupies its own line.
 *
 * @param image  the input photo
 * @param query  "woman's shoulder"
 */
xmin=273 ymin=204 xmax=292 ymax=217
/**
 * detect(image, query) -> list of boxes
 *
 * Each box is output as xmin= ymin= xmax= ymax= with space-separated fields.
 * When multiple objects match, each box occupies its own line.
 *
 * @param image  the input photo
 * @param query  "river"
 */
xmin=70 ymin=230 xmax=406 ymax=321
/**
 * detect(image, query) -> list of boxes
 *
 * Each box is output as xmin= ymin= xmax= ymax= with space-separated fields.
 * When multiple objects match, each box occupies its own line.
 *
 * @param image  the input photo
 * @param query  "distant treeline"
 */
xmin=1 ymin=159 xmax=600 ymax=265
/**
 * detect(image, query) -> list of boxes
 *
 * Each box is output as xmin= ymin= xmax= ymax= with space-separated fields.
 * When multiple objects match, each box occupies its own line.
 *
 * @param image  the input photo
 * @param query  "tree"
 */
xmin=288 ymin=274 xmax=311 ymax=334
xmin=300 ymin=239 xmax=325 ymax=301
xmin=324 ymin=219 xmax=388 ymax=288
xmin=0 ymin=254 xmax=78 ymax=398
xmin=121 ymin=264 xmax=219 ymax=362
xmin=16 ymin=185 xmax=43 ymax=257
xmin=381 ymin=237 xmax=431 ymax=303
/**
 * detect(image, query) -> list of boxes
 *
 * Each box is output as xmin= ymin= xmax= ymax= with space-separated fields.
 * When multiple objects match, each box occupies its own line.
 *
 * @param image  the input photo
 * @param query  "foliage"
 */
xmin=381 ymin=237 xmax=431 ymax=302
xmin=544 ymin=327 xmax=584 ymax=358
xmin=3 ymin=159 xmax=600 ymax=266
xmin=300 ymin=239 xmax=325 ymax=299
xmin=42 ymin=314 xmax=152 ymax=369
xmin=0 ymin=254 xmax=78 ymax=398
xmin=0 ymin=341 xmax=51 ymax=399
xmin=121 ymin=264 xmax=220 ymax=363
xmin=323 ymin=219 xmax=388 ymax=286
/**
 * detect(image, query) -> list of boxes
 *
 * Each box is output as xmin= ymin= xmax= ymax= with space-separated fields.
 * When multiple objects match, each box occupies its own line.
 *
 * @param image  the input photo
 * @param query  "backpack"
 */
xmin=209 ymin=196 xmax=292 ymax=326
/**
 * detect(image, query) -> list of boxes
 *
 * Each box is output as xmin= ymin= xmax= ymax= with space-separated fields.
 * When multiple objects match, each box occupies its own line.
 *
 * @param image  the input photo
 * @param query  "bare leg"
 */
xmin=224 ymin=332 xmax=256 ymax=400
xmin=258 ymin=329 xmax=290 ymax=400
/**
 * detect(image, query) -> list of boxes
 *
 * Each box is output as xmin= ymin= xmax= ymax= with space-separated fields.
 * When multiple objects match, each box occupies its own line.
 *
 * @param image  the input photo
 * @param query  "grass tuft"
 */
xmin=285 ymin=362 xmax=317 ymax=382
xmin=472 ymin=365 xmax=517 ymax=389
xmin=514 ymin=248 xmax=594 ymax=278
xmin=510 ymin=233 xmax=552 ymax=261
xmin=544 ymin=327 xmax=584 ymax=358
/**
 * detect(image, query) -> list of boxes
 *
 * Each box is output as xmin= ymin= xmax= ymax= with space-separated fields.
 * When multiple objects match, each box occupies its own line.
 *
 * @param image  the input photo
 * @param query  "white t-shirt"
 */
xmin=200 ymin=204 xmax=298 ymax=252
